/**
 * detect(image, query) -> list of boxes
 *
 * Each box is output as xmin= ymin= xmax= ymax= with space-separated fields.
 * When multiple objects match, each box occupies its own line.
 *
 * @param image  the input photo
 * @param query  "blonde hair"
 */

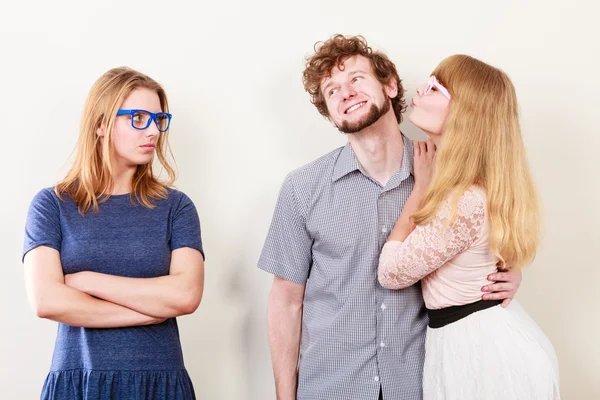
xmin=55 ymin=67 xmax=176 ymax=214
xmin=412 ymin=55 xmax=540 ymax=270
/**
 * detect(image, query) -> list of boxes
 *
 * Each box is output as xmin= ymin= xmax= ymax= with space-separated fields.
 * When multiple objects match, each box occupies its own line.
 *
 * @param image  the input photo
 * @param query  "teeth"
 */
xmin=347 ymin=102 xmax=365 ymax=113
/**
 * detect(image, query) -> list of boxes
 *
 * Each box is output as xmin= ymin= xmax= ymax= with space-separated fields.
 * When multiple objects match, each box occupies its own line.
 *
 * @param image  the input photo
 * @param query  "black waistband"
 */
xmin=427 ymin=299 xmax=502 ymax=329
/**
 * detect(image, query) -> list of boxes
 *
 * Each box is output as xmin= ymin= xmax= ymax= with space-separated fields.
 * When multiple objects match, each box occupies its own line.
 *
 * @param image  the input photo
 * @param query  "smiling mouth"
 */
xmin=345 ymin=101 xmax=367 ymax=114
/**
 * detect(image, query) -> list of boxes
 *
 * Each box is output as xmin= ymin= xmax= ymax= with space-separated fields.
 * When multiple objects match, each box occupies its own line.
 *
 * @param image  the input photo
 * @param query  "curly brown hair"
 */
xmin=303 ymin=34 xmax=407 ymax=124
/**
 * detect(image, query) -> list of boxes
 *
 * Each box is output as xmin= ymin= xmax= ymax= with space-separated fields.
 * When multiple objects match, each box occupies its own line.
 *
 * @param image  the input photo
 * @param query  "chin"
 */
xmin=341 ymin=115 xmax=365 ymax=127
xmin=338 ymin=116 xmax=358 ymax=128
xmin=409 ymin=116 xmax=432 ymax=134
xmin=131 ymin=157 xmax=153 ymax=166
xmin=408 ymin=111 xmax=420 ymax=127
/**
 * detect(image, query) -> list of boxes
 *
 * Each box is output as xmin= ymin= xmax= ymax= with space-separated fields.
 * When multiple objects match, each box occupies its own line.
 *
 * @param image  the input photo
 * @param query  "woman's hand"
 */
xmin=413 ymin=138 xmax=436 ymax=192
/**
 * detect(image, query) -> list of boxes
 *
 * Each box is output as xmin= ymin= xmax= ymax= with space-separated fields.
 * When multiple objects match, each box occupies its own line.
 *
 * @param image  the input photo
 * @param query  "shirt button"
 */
xmin=374 ymin=376 xmax=380 ymax=382
xmin=380 ymin=342 xmax=385 ymax=348
xmin=381 ymin=303 xmax=387 ymax=310
xmin=381 ymin=225 xmax=388 ymax=233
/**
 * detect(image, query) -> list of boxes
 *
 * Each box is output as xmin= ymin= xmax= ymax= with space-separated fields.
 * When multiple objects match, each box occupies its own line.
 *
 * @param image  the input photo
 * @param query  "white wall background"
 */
xmin=1 ymin=0 xmax=598 ymax=398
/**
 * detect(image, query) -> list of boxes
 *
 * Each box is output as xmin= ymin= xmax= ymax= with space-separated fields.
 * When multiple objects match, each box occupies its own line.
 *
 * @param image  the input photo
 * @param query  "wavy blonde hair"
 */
xmin=412 ymin=55 xmax=540 ymax=270
xmin=55 ymin=67 xmax=176 ymax=214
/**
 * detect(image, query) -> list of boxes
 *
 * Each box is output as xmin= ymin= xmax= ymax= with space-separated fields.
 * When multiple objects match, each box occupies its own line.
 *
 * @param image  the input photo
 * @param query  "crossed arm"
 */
xmin=23 ymin=246 xmax=204 ymax=328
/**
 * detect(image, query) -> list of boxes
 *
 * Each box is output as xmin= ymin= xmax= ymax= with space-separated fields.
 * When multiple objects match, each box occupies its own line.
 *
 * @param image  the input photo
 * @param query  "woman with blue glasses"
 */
xmin=22 ymin=67 xmax=204 ymax=400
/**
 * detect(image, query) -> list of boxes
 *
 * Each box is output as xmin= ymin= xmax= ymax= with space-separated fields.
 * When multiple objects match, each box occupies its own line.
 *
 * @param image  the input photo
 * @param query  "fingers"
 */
xmin=482 ymin=283 xmax=514 ymax=292
xmin=482 ymin=278 xmax=517 ymax=303
xmin=426 ymin=138 xmax=436 ymax=156
xmin=424 ymin=138 xmax=431 ymax=152
xmin=487 ymin=271 xmax=521 ymax=283
xmin=414 ymin=140 xmax=434 ymax=158
xmin=413 ymin=141 xmax=419 ymax=157
xmin=424 ymin=139 xmax=435 ymax=160
xmin=482 ymin=291 xmax=514 ymax=301
xmin=413 ymin=139 xmax=435 ymax=158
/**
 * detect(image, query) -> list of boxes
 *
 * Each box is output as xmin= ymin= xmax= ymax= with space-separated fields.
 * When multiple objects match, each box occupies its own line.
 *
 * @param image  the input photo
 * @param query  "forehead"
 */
xmin=321 ymin=55 xmax=374 ymax=86
xmin=121 ymin=87 xmax=162 ymax=111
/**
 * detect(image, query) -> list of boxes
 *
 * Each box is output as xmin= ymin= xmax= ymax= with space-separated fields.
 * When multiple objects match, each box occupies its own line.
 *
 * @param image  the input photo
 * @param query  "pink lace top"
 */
xmin=378 ymin=186 xmax=498 ymax=310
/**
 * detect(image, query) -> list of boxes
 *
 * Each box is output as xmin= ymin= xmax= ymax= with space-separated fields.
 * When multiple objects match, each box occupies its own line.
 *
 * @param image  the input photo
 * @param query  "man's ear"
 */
xmin=385 ymin=79 xmax=399 ymax=99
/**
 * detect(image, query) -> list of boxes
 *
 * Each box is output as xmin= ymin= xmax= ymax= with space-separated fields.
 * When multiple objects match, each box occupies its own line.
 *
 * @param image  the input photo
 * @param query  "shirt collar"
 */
xmin=332 ymin=133 xmax=414 ymax=184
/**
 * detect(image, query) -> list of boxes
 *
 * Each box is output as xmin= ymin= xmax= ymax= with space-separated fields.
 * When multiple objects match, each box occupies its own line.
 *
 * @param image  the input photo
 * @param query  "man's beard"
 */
xmin=336 ymin=98 xmax=391 ymax=134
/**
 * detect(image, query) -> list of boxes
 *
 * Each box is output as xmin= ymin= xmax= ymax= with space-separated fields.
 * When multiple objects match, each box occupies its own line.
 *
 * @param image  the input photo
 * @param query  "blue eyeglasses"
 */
xmin=116 ymin=109 xmax=172 ymax=132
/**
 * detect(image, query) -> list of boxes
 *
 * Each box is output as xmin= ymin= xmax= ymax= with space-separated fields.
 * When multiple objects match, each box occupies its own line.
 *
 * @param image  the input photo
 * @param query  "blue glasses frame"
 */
xmin=116 ymin=109 xmax=172 ymax=132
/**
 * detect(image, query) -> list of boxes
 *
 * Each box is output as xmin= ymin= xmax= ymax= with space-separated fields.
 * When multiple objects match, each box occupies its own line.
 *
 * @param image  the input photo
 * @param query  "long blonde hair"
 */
xmin=412 ymin=55 xmax=540 ymax=270
xmin=55 ymin=67 xmax=176 ymax=214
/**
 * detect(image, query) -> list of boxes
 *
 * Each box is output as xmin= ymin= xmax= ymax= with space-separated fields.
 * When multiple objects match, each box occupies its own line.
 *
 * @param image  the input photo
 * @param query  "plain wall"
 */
xmin=1 ymin=0 xmax=598 ymax=398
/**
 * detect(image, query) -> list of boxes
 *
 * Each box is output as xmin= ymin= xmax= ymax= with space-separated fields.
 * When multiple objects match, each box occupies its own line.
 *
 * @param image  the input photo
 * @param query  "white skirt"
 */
xmin=423 ymin=301 xmax=560 ymax=400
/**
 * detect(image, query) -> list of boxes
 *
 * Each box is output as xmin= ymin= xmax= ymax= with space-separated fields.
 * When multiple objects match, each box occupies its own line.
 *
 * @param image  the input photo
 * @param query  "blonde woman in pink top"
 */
xmin=378 ymin=55 xmax=560 ymax=399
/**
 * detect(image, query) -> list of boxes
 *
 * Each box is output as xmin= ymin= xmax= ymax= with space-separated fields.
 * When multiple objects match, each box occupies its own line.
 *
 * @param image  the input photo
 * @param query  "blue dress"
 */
xmin=23 ymin=188 xmax=204 ymax=400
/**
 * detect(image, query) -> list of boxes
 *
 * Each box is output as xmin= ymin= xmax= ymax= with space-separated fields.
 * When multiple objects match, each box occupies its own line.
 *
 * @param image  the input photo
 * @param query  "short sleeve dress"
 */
xmin=23 ymin=187 xmax=204 ymax=400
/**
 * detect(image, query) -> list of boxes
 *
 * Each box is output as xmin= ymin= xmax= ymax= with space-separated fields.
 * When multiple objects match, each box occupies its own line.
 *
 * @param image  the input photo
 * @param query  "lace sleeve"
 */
xmin=378 ymin=189 xmax=486 ymax=290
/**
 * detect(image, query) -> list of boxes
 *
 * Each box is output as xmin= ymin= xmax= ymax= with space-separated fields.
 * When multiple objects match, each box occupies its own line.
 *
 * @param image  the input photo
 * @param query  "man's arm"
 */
xmin=268 ymin=276 xmax=305 ymax=400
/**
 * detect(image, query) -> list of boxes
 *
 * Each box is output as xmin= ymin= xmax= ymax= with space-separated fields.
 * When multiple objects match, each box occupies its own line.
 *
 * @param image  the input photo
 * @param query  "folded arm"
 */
xmin=24 ymin=246 xmax=163 ymax=328
xmin=66 ymin=247 xmax=205 ymax=319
